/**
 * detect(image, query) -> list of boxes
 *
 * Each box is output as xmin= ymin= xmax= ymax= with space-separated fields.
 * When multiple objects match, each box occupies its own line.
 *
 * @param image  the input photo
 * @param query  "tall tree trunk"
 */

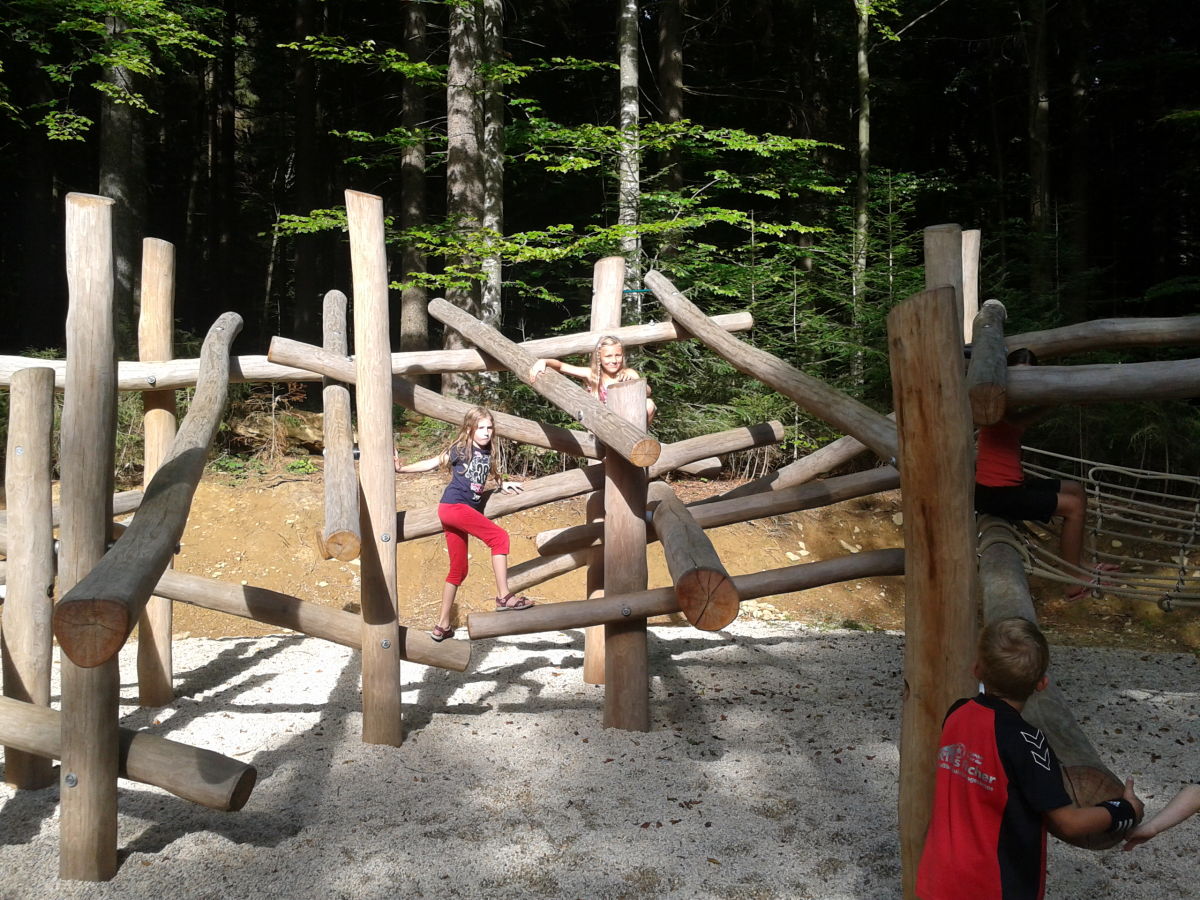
xmin=99 ymin=15 xmax=147 ymax=356
xmin=291 ymin=0 xmax=323 ymax=344
xmin=399 ymin=0 xmax=430 ymax=365
xmin=657 ymin=0 xmax=683 ymax=193
xmin=851 ymin=0 xmax=870 ymax=387
xmin=443 ymin=0 xmax=485 ymax=397
xmin=617 ymin=0 xmax=642 ymax=315
xmin=481 ymin=0 xmax=504 ymax=329
xmin=210 ymin=2 xmax=239 ymax=331
xmin=1024 ymin=0 xmax=1053 ymax=306
xmin=1063 ymin=0 xmax=1091 ymax=324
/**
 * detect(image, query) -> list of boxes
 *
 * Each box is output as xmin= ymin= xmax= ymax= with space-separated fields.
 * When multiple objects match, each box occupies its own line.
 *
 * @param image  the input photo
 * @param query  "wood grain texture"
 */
xmin=888 ymin=286 xmax=978 ymax=900
xmin=347 ymin=189 xmax=404 ymax=747
xmin=320 ymin=289 xmax=360 ymax=561
xmin=136 ymin=237 xmax=178 ymax=707
xmin=2 ymin=366 xmax=57 ymax=788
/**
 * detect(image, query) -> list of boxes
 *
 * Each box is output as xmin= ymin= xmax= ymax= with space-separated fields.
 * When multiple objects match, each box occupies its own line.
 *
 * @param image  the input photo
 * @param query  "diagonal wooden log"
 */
xmin=53 ymin=313 xmax=243 ymax=668
xmin=0 ymin=696 xmax=256 ymax=812
xmin=0 ymin=489 xmax=143 ymax=556
xmin=469 ymin=548 xmax=905 ymax=640
xmin=152 ymin=569 xmax=470 ymax=672
xmin=1008 ymin=316 xmax=1200 ymax=360
xmin=967 ymin=299 xmax=1010 ymax=425
xmin=269 ymin=336 xmax=603 ymax=460
xmin=1006 ymin=357 xmax=1200 ymax=405
xmin=506 ymin=549 xmax=594 ymax=595
xmin=394 ymin=421 xmax=785 ymax=542
xmin=977 ymin=515 xmax=1129 ymax=851
xmin=0 ymin=313 xmax=755 ymax=391
xmin=538 ymin=465 xmax=900 ymax=557
xmin=428 ymin=298 xmax=661 ymax=467
xmin=647 ymin=481 xmax=740 ymax=631
xmin=645 ymin=269 xmax=898 ymax=461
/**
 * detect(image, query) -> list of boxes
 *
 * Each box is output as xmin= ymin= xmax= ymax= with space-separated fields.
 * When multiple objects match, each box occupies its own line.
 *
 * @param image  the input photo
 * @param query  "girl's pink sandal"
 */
xmin=495 ymin=593 xmax=534 ymax=611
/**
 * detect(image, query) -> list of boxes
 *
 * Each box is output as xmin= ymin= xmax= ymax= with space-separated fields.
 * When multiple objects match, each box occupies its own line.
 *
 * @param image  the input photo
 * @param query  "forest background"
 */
xmin=0 ymin=0 xmax=1197 ymax=478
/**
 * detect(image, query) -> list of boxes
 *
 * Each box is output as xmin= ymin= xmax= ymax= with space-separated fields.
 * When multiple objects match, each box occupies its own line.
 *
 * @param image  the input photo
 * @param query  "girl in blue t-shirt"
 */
xmin=396 ymin=406 xmax=533 ymax=641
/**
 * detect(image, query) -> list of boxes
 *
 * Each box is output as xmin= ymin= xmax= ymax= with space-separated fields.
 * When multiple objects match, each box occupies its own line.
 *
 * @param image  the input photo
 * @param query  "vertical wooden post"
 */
xmin=888 ymin=286 xmax=978 ymax=900
xmin=584 ymin=255 xmax=626 ymax=684
xmin=347 ymin=190 xmax=403 ymax=746
xmin=321 ymin=289 xmax=361 ymax=561
xmin=2 ymin=367 xmax=57 ymax=789
xmin=923 ymin=222 xmax=964 ymax=320
xmin=58 ymin=192 xmax=120 ymax=881
xmin=961 ymin=229 xmax=981 ymax=343
xmin=137 ymin=237 xmax=177 ymax=706
xmin=602 ymin=379 xmax=650 ymax=732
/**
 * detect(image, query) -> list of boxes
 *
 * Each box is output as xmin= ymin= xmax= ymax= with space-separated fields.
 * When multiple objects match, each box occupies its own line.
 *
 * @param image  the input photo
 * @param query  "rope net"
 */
xmin=988 ymin=446 xmax=1200 ymax=610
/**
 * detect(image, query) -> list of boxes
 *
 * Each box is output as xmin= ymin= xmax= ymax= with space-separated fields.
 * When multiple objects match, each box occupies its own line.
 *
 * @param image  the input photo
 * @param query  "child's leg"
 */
xmin=440 ymin=503 xmax=531 ymax=606
xmin=437 ymin=504 xmax=472 ymax=630
xmin=437 ymin=581 xmax=458 ymax=632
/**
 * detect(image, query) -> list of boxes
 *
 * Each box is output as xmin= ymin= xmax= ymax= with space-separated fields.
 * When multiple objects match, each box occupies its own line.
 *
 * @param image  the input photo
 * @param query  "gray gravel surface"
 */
xmin=1 ymin=620 xmax=1196 ymax=899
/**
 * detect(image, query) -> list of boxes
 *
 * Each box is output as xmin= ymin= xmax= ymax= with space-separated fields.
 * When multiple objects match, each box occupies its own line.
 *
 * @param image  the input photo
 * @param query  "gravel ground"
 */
xmin=1 ymin=620 xmax=1197 ymax=899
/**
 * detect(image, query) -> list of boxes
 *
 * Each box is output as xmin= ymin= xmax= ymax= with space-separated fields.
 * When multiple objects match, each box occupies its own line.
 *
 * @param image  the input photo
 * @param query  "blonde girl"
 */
xmin=529 ymin=335 xmax=657 ymax=424
xmin=396 ymin=407 xmax=533 ymax=641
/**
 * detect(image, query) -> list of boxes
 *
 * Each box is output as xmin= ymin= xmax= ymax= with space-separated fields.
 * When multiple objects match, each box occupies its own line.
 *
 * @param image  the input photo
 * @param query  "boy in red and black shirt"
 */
xmin=917 ymin=617 xmax=1143 ymax=900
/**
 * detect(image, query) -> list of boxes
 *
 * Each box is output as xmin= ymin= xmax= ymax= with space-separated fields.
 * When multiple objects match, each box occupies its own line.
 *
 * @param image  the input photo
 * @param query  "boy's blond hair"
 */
xmin=977 ymin=617 xmax=1050 ymax=701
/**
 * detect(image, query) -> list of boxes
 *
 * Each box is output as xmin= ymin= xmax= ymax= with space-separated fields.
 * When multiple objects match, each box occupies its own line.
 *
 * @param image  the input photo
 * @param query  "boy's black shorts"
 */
xmin=974 ymin=477 xmax=1061 ymax=524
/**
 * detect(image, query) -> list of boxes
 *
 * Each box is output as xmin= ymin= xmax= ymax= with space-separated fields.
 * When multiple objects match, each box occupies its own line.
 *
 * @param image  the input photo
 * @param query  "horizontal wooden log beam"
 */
xmin=54 ymin=314 xmax=243 ymax=667
xmin=371 ymin=312 xmax=755 ymax=376
xmin=1008 ymin=316 xmax=1200 ymax=360
xmin=154 ymin=569 xmax=470 ymax=672
xmin=538 ymin=466 xmax=900 ymax=556
xmin=429 ymin=298 xmax=661 ymax=467
xmin=269 ymin=337 xmax=603 ymax=460
xmin=1006 ymin=357 xmax=1200 ymax=405
xmin=648 ymin=481 xmax=739 ymax=631
xmin=0 ymin=312 xmax=754 ymax=391
xmin=469 ymin=548 xmax=904 ymax=640
xmin=0 ymin=489 xmax=142 ymax=556
xmin=645 ymin=269 xmax=898 ymax=461
xmin=396 ymin=421 xmax=785 ymax=543
xmin=0 ymin=695 xmax=256 ymax=811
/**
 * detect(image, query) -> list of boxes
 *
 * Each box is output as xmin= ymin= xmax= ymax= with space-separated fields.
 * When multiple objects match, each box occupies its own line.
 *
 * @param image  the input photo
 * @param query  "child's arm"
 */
xmin=1045 ymin=777 xmax=1143 ymax=841
xmin=529 ymin=357 xmax=591 ymax=382
xmin=395 ymin=452 xmax=446 ymax=474
xmin=1123 ymin=784 xmax=1200 ymax=850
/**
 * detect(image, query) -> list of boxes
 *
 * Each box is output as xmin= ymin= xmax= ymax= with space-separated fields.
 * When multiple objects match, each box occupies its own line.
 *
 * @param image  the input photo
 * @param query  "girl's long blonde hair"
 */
xmin=589 ymin=335 xmax=628 ymax=390
xmin=445 ymin=406 xmax=501 ymax=481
